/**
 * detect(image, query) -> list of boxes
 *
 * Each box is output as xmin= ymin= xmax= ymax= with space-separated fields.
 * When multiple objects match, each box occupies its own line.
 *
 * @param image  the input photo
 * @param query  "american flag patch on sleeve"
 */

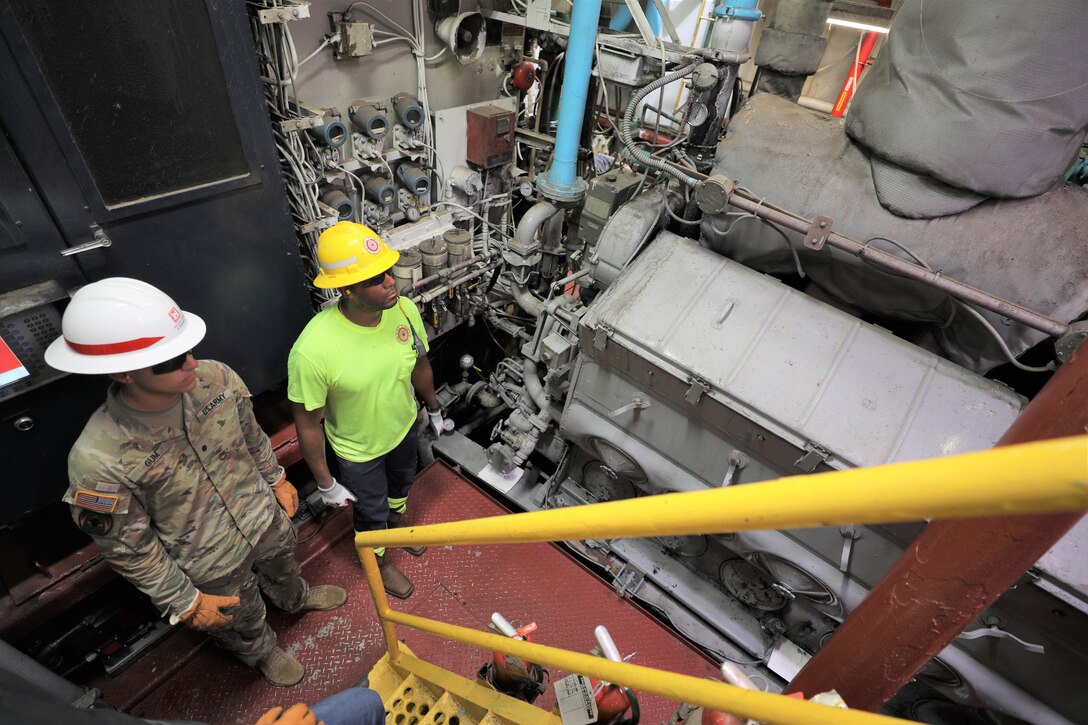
xmin=73 ymin=489 xmax=120 ymax=513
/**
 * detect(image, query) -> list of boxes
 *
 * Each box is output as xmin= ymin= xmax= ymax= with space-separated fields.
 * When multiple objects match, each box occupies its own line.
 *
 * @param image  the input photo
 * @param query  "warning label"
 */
xmin=554 ymin=674 xmax=598 ymax=725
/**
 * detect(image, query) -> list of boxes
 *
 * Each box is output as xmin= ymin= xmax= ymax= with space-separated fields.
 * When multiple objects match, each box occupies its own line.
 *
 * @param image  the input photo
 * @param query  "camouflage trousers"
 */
xmin=196 ymin=507 xmax=309 ymax=666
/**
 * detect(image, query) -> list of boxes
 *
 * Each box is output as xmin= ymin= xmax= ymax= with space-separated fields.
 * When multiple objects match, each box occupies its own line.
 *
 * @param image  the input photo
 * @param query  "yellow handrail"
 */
xmin=356 ymin=436 xmax=1087 ymax=548
xmin=354 ymin=435 xmax=1088 ymax=724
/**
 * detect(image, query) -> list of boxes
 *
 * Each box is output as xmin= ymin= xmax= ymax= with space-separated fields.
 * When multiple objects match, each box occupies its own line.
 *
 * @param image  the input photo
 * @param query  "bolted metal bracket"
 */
xmin=803 ymin=215 xmax=833 ymax=251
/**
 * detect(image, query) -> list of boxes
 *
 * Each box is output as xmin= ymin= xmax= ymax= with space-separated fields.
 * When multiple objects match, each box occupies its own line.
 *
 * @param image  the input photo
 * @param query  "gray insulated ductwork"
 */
xmin=349 ymin=99 xmax=388 ymax=140
xmin=396 ymin=163 xmax=431 ymax=196
xmin=364 ymin=176 xmax=396 ymax=205
xmin=392 ymin=92 xmax=425 ymax=130
xmin=752 ymin=0 xmax=834 ymax=102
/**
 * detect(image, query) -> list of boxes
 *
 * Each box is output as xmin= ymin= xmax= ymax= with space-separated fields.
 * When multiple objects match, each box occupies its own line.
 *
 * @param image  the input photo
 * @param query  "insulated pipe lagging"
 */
xmin=621 ymin=62 xmax=703 ymax=187
xmin=541 ymin=0 xmax=604 ymax=190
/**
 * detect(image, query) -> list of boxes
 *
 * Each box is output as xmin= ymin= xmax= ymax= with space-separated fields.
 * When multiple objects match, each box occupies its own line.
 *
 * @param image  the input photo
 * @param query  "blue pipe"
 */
xmin=537 ymin=0 xmax=603 ymax=202
xmin=608 ymin=0 xmax=662 ymax=35
xmin=713 ymin=0 xmax=763 ymax=22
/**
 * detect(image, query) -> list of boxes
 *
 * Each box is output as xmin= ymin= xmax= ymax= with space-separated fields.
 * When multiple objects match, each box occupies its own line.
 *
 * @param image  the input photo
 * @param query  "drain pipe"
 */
xmin=536 ymin=0 xmax=604 ymax=204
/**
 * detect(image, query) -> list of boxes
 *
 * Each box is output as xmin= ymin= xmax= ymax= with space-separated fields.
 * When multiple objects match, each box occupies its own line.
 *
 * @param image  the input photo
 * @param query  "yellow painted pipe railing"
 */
xmin=354 ymin=435 xmax=1088 ymax=725
xmin=356 ymin=436 xmax=1088 ymax=548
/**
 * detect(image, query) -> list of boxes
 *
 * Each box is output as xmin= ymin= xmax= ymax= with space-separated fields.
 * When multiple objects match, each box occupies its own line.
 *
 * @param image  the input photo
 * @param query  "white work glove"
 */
xmin=317 ymin=478 xmax=357 ymax=507
xmin=427 ymin=407 xmax=453 ymax=436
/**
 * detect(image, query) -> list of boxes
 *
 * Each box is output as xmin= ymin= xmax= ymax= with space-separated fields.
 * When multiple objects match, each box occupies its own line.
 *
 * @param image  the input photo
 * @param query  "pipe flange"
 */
xmin=694 ymin=176 xmax=736 ymax=215
xmin=536 ymin=174 xmax=588 ymax=205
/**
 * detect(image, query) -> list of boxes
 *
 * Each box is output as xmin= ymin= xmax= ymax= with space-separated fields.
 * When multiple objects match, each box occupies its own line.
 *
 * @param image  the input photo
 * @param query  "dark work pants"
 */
xmin=335 ymin=427 xmax=418 ymax=534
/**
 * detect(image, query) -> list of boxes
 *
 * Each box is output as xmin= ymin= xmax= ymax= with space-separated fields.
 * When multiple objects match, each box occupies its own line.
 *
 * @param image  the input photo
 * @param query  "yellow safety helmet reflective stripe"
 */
xmin=313 ymin=221 xmax=400 ymax=289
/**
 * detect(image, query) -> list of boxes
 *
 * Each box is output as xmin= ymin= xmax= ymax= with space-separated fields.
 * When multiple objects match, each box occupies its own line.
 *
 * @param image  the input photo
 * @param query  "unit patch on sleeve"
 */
xmin=78 ymin=509 xmax=113 ymax=536
xmin=72 ymin=488 xmax=120 ymax=513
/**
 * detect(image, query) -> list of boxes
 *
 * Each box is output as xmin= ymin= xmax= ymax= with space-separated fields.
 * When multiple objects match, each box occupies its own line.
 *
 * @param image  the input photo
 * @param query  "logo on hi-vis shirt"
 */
xmin=396 ymin=325 xmax=410 ymax=344
xmin=364 ymin=237 xmax=381 ymax=254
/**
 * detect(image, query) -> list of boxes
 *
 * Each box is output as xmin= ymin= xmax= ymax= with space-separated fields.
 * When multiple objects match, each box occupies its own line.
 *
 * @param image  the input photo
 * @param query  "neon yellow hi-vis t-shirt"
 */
xmin=287 ymin=298 xmax=429 ymax=463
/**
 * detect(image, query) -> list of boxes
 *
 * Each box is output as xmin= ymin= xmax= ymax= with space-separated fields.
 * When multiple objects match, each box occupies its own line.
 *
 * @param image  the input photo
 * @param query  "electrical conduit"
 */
xmin=621 ymin=62 xmax=703 ymax=187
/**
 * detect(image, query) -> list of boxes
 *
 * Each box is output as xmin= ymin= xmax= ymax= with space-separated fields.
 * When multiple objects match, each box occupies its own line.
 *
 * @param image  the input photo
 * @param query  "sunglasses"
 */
xmin=355 ymin=271 xmax=389 ymax=289
xmin=151 ymin=350 xmax=193 ymax=375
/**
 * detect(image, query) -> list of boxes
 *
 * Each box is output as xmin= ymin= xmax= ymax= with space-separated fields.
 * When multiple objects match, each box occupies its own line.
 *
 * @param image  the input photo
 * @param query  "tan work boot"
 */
xmin=377 ymin=554 xmax=414 ymax=599
xmin=387 ymin=510 xmax=426 ymax=556
xmin=303 ymin=584 xmax=347 ymax=611
xmin=258 ymin=647 xmax=304 ymax=687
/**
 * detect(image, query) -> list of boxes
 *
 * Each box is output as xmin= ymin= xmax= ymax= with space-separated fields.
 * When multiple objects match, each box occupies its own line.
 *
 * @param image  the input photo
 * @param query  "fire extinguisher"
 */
xmin=699 ymin=662 xmax=761 ymax=725
xmin=590 ymin=626 xmax=640 ymax=725
xmin=478 ymin=612 xmax=547 ymax=703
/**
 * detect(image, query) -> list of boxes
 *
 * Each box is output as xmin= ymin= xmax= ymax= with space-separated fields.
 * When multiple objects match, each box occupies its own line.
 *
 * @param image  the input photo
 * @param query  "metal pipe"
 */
xmin=509 ymin=201 xmax=561 ymax=316
xmin=522 ymin=358 xmax=549 ymax=412
xmin=609 ymin=0 xmax=663 ymax=34
xmin=537 ymin=0 xmax=604 ymax=202
xmin=724 ymin=192 xmax=1070 ymax=337
xmin=551 ymin=268 xmax=590 ymax=292
xmin=413 ymin=265 xmax=496 ymax=304
xmin=516 ymin=201 xmax=560 ymax=249
xmin=787 ymin=340 xmax=1088 ymax=711
xmin=410 ymin=255 xmax=485 ymax=290
xmin=352 ymin=436 xmax=1087 ymax=548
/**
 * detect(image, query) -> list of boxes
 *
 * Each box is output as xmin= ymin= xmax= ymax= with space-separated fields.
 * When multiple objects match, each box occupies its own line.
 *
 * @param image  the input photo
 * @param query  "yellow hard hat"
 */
xmin=313 ymin=221 xmax=400 ymax=289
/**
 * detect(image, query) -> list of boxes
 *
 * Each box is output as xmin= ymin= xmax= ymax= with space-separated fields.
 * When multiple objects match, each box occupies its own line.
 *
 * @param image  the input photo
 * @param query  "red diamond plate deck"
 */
xmin=96 ymin=461 xmax=721 ymax=724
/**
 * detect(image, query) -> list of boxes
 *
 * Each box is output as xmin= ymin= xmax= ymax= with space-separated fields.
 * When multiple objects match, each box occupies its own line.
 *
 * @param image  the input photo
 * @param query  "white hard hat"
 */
xmin=44 ymin=278 xmax=206 ymax=374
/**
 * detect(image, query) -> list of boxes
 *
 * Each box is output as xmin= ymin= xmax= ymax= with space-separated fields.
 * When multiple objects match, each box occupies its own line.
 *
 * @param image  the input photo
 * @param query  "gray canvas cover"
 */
xmin=846 ymin=0 xmax=1088 ymax=214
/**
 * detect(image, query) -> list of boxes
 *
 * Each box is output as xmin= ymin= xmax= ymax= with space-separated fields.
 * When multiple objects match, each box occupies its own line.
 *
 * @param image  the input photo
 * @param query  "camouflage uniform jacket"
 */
xmin=63 ymin=360 xmax=283 ymax=621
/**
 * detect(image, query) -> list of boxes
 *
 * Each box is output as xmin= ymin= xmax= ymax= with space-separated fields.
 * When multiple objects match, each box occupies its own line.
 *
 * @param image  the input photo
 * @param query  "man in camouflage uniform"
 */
xmin=45 ymin=278 xmax=353 ymax=687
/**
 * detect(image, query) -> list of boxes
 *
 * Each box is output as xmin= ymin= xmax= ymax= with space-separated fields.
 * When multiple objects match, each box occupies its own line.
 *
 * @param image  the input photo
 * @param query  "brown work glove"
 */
xmin=256 ymin=703 xmax=323 ymax=725
xmin=179 ymin=591 xmax=240 ymax=631
xmin=271 ymin=475 xmax=299 ymax=517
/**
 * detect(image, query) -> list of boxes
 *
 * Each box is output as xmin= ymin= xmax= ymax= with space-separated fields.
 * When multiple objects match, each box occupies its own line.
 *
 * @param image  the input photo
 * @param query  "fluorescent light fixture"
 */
xmin=827 ymin=17 xmax=889 ymax=34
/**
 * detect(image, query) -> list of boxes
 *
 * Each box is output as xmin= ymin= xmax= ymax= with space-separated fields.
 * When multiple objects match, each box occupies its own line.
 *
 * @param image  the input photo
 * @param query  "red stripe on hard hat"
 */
xmin=65 ymin=336 xmax=165 ymax=355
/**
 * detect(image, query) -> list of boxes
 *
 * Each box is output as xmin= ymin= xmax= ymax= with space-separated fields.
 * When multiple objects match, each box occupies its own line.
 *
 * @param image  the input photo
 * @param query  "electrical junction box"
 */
xmin=466 ymin=106 xmax=515 ymax=168
xmin=579 ymin=168 xmax=644 ymax=247
xmin=341 ymin=21 xmax=374 ymax=57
